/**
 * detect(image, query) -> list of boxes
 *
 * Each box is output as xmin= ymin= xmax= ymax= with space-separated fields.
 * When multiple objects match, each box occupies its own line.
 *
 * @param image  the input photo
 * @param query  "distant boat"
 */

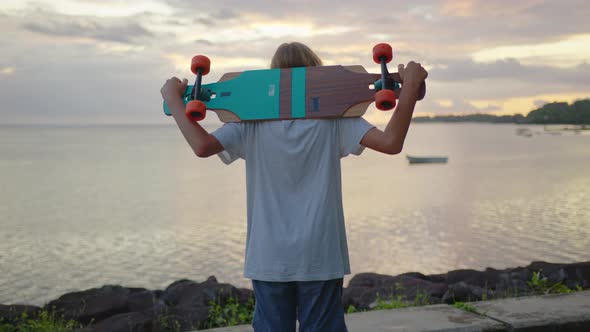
xmin=406 ymin=155 xmax=448 ymax=164
xmin=516 ymin=128 xmax=533 ymax=137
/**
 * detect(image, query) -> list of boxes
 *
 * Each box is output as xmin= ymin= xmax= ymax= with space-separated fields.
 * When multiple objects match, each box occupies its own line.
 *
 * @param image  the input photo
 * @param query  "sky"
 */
xmin=0 ymin=0 xmax=589 ymax=125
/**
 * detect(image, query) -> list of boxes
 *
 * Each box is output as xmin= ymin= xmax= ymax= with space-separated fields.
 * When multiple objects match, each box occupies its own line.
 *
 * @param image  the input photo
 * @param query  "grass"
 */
xmin=347 ymin=281 xmax=431 ymax=314
xmin=527 ymin=269 xmax=574 ymax=295
xmin=153 ymin=312 xmax=183 ymax=332
xmin=0 ymin=309 xmax=84 ymax=332
xmin=452 ymin=301 xmax=477 ymax=313
xmin=200 ymin=293 xmax=256 ymax=329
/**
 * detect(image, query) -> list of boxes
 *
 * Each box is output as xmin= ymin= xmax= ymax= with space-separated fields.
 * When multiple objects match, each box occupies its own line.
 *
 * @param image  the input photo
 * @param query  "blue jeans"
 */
xmin=251 ymin=278 xmax=348 ymax=332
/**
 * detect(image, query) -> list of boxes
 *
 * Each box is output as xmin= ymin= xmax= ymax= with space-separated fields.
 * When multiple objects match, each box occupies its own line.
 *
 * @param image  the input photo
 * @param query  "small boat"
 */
xmin=406 ymin=155 xmax=448 ymax=164
xmin=516 ymin=128 xmax=533 ymax=137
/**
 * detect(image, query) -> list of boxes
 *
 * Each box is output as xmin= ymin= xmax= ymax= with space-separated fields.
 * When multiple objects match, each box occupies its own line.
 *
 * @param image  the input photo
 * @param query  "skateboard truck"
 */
xmin=373 ymin=78 xmax=400 ymax=92
xmin=372 ymin=43 xmax=397 ymax=111
xmin=185 ymin=55 xmax=211 ymax=122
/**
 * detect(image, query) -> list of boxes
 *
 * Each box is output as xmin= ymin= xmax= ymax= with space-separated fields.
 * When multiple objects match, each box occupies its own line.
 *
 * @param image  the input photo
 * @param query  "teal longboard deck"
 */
xmin=163 ymin=65 xmax=425 ymax=123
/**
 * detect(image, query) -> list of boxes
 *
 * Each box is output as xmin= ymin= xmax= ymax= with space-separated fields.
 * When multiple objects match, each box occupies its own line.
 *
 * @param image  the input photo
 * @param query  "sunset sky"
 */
xmin=1 ymin=0 xmax=589 ymax=125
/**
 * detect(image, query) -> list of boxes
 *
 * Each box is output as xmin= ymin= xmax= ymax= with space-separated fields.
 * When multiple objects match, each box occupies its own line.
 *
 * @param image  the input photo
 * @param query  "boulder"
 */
xmin=160 ymin=276 xmax=243 ymax=330
xmin=343 ymin=273 xmax=448 ymax=310
xmin=74 ymin=310 xmax=155 ymax=332
xmin=163 ymin=305 xmax=211 ymax=331
xmin=236 ymin=287 xmax=255 ymax=306
xmin=441 ymin=281 xmax=495 ymax=304
xmin=162 ymin=276 xmax=240 ymax=308
xmin=562 ymin=261 xmax=590 ymax=288
xmin=44 ymin=285 xmax=146 ymax=324
xmin=529 ymin=261 xmax=590 ymax=289
xmin=127 ymin=290 xmax=162 ymax=313
xmin=4 ymin=261 xmax=586 ymax=332
xmin=439 ymin=266 xmax=531 ymax=294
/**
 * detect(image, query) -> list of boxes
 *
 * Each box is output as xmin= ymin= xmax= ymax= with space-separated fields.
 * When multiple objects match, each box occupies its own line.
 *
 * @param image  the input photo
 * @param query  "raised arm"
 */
xmin=361 ymin=61 xmax=428 ymax=154
xmin=161 ymin=77 xmax=224 ymax=158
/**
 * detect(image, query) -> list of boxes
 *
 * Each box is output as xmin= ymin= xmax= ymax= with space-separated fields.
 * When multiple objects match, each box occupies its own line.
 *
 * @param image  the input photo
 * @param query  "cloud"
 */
xmin=22 ymin=14 xmax=154 ymax=44
xmin=479 ymin=104 xmax=501 ymax=112
xmin=428 ymin=58 xmax=590 ymax=86
xmin=1 ymin=67 xmax=15 ymax=75
xmin=471 ymin=34 xmax=590 ymax=66
xmin=533 ymin=99 xmax=549 ymax=107
xmin=427 ymin=98 xmax=483 ymax=113
xmin=165 ymin=18 xmax=183 ymax=26
xmin=209 ymin=7 xmax=239 ymax=20
xmin=194 ymin=39 xmax=214 ymax=45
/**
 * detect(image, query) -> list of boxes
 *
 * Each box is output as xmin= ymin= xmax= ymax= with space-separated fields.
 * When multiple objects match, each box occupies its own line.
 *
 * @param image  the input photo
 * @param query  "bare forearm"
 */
xmin=360 ymin=61 xmax=427 ymax=155
xmin=165 ymin=94 xmax=220 ymax=157
xmin=383 ymin=81 xmax=420 ymax=152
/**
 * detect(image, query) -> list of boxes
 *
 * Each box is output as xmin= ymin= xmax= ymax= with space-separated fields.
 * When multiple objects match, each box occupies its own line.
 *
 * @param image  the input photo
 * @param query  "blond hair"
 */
xmin=270 ymin=42 xmax=323 ymax=69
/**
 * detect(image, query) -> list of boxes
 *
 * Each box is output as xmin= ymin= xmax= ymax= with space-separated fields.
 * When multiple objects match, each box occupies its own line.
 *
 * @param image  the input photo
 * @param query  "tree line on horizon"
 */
xmin=413 ymin=99 xmax=590 ymax=124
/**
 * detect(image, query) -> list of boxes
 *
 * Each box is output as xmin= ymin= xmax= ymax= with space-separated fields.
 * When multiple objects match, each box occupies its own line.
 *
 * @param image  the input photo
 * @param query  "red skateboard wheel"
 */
xmin=185 ymin=100 xmax=206 ymax=121
xmin=191 ymin=55 xmax=210 ymax=76
xmin=372 ymin=43 xmax=393 ymax=64
xmin=375 ymin=89 xmax=396 ymax=111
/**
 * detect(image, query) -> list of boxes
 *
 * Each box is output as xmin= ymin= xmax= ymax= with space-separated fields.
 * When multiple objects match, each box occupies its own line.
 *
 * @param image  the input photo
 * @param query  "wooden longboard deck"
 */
xmin=163 ymin=65 xmax=425 ymax=123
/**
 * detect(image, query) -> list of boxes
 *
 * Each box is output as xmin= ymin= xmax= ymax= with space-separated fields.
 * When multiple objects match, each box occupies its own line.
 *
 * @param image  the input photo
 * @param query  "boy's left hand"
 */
xmin=398 ymin=61 xmax=428 ymax=89
xmin=161 ymin=77 xmax=188 ymax=100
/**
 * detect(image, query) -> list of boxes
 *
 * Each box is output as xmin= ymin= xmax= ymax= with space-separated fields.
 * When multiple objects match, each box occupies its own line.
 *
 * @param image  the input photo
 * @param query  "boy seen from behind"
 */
xmin=161 ymin=42 xmax=428 ymax=332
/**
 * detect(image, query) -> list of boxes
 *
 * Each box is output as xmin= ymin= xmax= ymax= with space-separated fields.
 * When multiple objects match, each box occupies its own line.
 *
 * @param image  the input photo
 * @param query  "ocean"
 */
xmin=1 ymin=123 xmax=589 ymax=306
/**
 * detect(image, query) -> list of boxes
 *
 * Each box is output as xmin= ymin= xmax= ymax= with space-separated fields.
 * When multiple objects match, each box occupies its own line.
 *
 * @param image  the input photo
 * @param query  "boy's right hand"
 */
xmin=161 ymin=77 xmax=188 ymax=100
xmin=398 ymin=61 xmax=428 ymax=90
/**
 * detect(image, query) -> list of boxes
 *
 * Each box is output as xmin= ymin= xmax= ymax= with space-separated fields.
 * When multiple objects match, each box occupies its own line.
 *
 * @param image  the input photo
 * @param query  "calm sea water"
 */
xmin=1 ymin=123 xmax=589 ymax=306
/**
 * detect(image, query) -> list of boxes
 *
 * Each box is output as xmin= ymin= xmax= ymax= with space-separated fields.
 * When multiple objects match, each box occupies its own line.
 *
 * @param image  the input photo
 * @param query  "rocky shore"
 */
xmin=1 ymin=261 xmax=588 ymax=331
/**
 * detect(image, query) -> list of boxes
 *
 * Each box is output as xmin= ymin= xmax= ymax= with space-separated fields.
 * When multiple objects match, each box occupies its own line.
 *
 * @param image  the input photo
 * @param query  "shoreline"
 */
xmin=1 ymin=260 xmax=588 ymax=331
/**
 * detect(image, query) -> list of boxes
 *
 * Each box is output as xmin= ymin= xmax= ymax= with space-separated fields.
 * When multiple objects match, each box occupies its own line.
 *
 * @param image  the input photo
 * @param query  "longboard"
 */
xmin=163 ymin=65 xmax=425 ymax=122
xmin=163 ymin=44 xmax=426 ymax=122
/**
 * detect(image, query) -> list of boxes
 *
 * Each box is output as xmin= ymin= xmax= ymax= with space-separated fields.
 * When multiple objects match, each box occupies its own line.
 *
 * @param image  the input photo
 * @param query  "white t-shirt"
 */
xmin=211 ymin=117 xmax=374 ymax=281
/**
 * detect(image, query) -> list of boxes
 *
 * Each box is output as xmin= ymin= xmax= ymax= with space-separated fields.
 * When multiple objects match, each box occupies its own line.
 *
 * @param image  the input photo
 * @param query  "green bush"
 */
xmin=201 ymin=294 xmax=255 ymax=329
xmin=0 ymin=309 xmax=83 ymax=332
xmin=527 ymin=269 xmax=572 ymax=295
xmin=452 ymin=301 xmax=477 ymax=313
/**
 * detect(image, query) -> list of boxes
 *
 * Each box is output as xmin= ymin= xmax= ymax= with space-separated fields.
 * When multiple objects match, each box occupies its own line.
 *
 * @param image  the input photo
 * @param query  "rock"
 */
xmin=526 ymin=261 xmax=566 ymax=274
xmin=343 ymin=273 xmax=448 ymax=310
xmin=44 ymin=285 xmax=147 ymax=324
xmin=342 ymin=261 xmax=590 ymax=310
xmin=74 ymin=310 xmax=155 ymax=332
xmin=162 ymin=276 xmax=239 ymax=308
xmin=347 ymin=272 xmax=399 ymax=288
xmin=344 ymin=272 xmax=401 ymax=310
xmin=236 ymin=287 xmax=255 ymax=306
xmin=521 ymin=261 xmax=590 ymax=290
xmin=440 ymin=266 xmax=531 ymax=295
xmin=4 ymin=261 xmax=587 ymax=332
xmin=159 ymin=276 xmax=242 ymax=330
xmin=342 ymin=285 xmax=370 ymax=310
xmin=398 ymin=272 xmax=431 ymax=281
xmin=444 ymin=268 xmax=502 ymax=289
xmin=127 ymin=290 xmax=161 ymax=313
xmin=495 ymin=269 xmax=530 ymax=295
xmin=393 ymin=275 xmax=448 ymax=302
xmin=441 ymin=281 xmax=494 ymax=304
xmin=160 ymin=279 xmax=194 ymax=306
xmin=163 ymin=305 xmax=211 ymax=331
xmin=561 ymin=261 xmax=590 ymax=289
